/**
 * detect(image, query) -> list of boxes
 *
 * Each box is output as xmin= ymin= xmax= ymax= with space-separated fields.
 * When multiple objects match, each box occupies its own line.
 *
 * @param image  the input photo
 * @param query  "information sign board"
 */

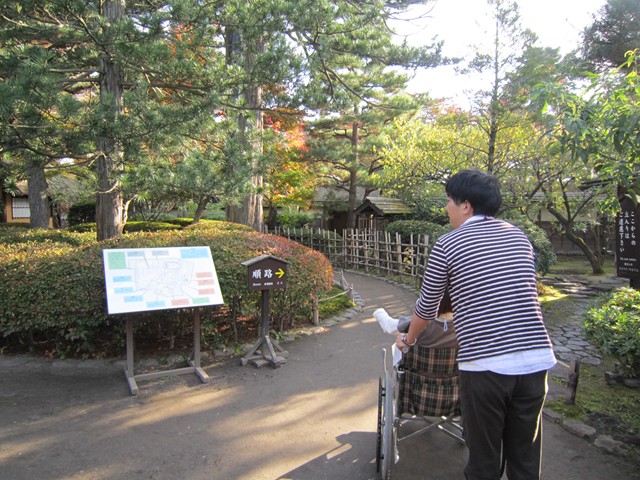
xmin=102 ymin=246 xmax=224 ymax=314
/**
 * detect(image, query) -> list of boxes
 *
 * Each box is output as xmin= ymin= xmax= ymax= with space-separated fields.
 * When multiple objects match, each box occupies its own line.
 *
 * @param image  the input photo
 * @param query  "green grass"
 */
xmin=547 ymin=362 xmax=640 ymax=428
xmin=547 ymin=254 xmax=615 ymax=276
xmin=546 ymin=361 xmax=640 ymax=457
xmin=317 ymin=286 xmax=356 ymax=319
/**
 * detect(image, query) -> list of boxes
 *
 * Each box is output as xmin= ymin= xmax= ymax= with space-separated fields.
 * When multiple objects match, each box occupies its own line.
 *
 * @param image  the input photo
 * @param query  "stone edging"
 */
xmin=542 ymin=407 xmax=629 ymax=457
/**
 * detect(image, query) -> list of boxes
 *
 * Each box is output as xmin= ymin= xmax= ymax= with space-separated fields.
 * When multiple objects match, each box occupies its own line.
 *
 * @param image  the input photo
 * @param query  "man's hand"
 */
xmin=395 ymin=333 xmax=415 ymax=352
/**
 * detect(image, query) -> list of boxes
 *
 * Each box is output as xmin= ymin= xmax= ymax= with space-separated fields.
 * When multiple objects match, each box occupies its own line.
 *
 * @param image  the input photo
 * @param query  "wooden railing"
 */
xmin=272 ymin=227 xmax=432 ymax=288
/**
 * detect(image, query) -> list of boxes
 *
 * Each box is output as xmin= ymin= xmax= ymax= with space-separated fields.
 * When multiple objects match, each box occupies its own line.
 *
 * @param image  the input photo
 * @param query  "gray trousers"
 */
xmin=459 ymin=370 xmax=548 ymax=480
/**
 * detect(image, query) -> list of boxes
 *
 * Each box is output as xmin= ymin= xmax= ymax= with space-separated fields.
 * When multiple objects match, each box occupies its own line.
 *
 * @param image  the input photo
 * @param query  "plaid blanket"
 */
xmin=398 ymin=346 xmax=461 ymax=417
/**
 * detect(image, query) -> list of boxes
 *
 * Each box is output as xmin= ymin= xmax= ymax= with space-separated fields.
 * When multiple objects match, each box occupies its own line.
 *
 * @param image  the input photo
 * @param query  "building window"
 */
xmin=12 ymin=197 xmax=30 ymax=219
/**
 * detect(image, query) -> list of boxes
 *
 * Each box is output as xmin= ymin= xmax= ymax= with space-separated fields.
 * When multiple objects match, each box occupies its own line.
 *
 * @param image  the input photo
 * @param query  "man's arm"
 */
xmin=395 ymin=312 xmax=430 ymax=349
xmin=396 ymin=242 xmax=448 ymax=349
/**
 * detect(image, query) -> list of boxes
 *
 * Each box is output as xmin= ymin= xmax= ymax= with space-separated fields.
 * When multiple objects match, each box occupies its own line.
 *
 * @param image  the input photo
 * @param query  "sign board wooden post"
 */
xmin=240 ymin=255 xmax=290 ymax=368
xmin=616 ymin=188 xmax=640 ymax=289
xmin=102 ymin=246 xmax=224 ymax=395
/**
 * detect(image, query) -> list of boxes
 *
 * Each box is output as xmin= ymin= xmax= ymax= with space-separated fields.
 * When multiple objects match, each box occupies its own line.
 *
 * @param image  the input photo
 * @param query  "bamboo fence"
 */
xmin=273 ymin=227 xmax=432 ymax=288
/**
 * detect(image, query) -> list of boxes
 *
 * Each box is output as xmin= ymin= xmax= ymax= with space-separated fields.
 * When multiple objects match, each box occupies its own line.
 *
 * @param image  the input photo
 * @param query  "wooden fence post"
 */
xmin=312 ymin=295 xmax=319 ymax=326
xmin=566 ymin=359 xmax=581 ymax=405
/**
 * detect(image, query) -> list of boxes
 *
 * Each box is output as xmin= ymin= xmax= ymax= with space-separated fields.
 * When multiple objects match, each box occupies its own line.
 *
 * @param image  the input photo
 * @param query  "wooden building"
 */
xmin=354 ymin=197 xmax=412 ymax=230
xmin=1 ymin=181 xmax=30 ymax=224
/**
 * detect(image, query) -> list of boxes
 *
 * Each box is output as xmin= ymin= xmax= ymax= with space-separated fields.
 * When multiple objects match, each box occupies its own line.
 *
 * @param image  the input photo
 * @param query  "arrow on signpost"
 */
xmin=276 ymin=268 xmax=285 ymax=278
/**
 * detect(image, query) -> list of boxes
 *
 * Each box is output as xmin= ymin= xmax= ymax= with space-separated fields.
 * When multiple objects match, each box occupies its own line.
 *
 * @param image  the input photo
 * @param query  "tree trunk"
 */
xmin=547 ymin=205 xmax=605 ymax=274
xmin=224 ymin=29 xmax=264 ymax=232
xmin=241 ymin=46 xmax=265 ymax=232
xmin=192 ymin=196 xmax=210 ymax=224
xmin=26 ymin=157 xmax=50 ymax=229
xmin=226 ymin=117 xmax=264 ymax=231
xmin=564 ymin=228 xmax=605 ymax=274
xmin=95 ymin=0 xmax=125 ymax=241
xmin=346 ymin=168 xmax=358 ymax=229
xmin=346 ymin=117 xmax=360 ymax=230
xmin=265 ymin=202 xmax=278 ymax=230
xmin=487 ymin=112 xmax=497 ymax=174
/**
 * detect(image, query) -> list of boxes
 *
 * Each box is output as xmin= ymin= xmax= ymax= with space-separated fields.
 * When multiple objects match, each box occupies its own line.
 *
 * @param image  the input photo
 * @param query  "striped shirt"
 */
xmin=415 ymin=217 xmax=554 ymax=365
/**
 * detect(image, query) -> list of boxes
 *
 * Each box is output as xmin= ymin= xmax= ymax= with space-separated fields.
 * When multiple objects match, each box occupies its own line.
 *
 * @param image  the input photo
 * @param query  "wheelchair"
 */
xmin=376 ymin=343 xmax=465 ymax=479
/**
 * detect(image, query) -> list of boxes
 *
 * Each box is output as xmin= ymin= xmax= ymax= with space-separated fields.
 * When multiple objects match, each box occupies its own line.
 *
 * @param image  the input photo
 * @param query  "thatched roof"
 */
xmin=354 ymin=197 xmax=412 ymax=216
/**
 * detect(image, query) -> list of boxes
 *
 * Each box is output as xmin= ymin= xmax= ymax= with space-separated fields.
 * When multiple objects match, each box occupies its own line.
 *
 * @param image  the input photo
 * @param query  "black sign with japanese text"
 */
xmin=616 ymin=196 xmax=640 ymax=279
xmin=242 ymin=255 xmax=288 ymax=291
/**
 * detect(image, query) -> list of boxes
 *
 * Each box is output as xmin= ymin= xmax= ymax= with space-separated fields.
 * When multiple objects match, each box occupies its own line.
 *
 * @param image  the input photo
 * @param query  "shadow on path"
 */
xmin=0 ymin=272 xmax=638 ymax=479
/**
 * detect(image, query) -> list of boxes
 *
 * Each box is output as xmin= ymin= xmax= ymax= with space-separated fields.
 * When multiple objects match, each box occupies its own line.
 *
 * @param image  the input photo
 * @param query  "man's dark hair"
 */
xmin=445 ymin=169 xmax=502 ymax=216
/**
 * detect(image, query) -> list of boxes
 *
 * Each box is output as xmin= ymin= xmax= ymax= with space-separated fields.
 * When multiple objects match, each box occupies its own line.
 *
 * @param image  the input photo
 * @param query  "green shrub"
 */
xmin=67 ymin=222 xmax=97 ymax=233
xmin=584 ymin=287 xmax=640 ymax=378
xmin=0 ymin=223 xmax=30 ymax=231
xmin=385 ymin=220 xmax=450 ymax=243
xmin=317 ymin=286 xmax=355 ymax=319
xmin=0 ymin=241 xmax=112 ymax=357
xmin=410 ymin=194 xmax=449 ymax=225
xmin=165 ymin=217 xmax=196 ymax=227
xmin=0 ymin=220 xmax=333 ymax=358
xmin=278 ymin=207 xmax=316 ymax=228
xmin=0 ymin=227 xmax=95 ymax=247
xmin=123 ymin=221 xmax=181 ymax=233
xmin=67 ymin=201 xmax=96 ymax=226
xmin=68 ymin=220 xmax=215 ymax=234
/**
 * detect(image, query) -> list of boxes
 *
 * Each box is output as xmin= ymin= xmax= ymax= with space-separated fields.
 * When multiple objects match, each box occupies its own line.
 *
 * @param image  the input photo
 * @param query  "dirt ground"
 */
xmin=1 ymin=272 xmax=639 ymax=480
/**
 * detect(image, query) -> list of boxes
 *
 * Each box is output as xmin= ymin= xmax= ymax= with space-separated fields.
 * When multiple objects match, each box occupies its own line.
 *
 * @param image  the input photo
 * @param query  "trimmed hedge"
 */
xmin=0 ymin=221 xmax=333 ymax=358
xmin=0 ymin=226 xmax=95 ymax=247
xmin=124 ymin=221 xmax=181 ymax=232
xmin=165 ymin=217 xmax=198 ymax=227
xmin=67 ymin=220 xmax=183 ymax=233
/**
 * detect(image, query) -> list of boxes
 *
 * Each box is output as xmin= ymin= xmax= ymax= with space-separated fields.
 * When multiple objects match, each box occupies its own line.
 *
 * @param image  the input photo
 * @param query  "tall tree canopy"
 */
xmin=0 ymin=0 xmax=447 ymax=237
xmin=456 ymin=0 xmax=542 ymax=173
xmin=0 ymin=0 xmax=233 ymax=239
xmin=298 ymin=0 xmax=447 ymax=228
xmin=580 ymin=0 xmax=640 ymax=72
xmin=538 ymin=50 xmax=640 ymax=197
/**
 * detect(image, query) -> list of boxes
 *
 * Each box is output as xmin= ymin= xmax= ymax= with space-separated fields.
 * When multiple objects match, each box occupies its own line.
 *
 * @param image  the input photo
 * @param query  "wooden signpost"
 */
xmin=240 ymin=255 xmax=290 ymax=368
xmin=102 ymin=246 xmax=224 ymax=395
xmin=616 ymin=187 xmax=640 ymax=289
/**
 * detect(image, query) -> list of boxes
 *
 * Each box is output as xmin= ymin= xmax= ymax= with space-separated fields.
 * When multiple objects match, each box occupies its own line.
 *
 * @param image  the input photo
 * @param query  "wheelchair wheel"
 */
xmin=376 ymin=377 xmax=383 ymax=474
xmin=378 ymin=369 xmax=396 ymax=479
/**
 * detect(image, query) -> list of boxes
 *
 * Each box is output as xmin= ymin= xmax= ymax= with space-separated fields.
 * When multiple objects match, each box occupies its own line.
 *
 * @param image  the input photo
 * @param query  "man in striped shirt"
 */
xmin=396 ymin=169 xmax=556 ymax=480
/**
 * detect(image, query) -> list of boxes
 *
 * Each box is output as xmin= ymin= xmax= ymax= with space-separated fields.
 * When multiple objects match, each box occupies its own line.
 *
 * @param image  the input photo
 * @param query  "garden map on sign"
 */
xmin=102 ymin=246 xmax=224 ymax=315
